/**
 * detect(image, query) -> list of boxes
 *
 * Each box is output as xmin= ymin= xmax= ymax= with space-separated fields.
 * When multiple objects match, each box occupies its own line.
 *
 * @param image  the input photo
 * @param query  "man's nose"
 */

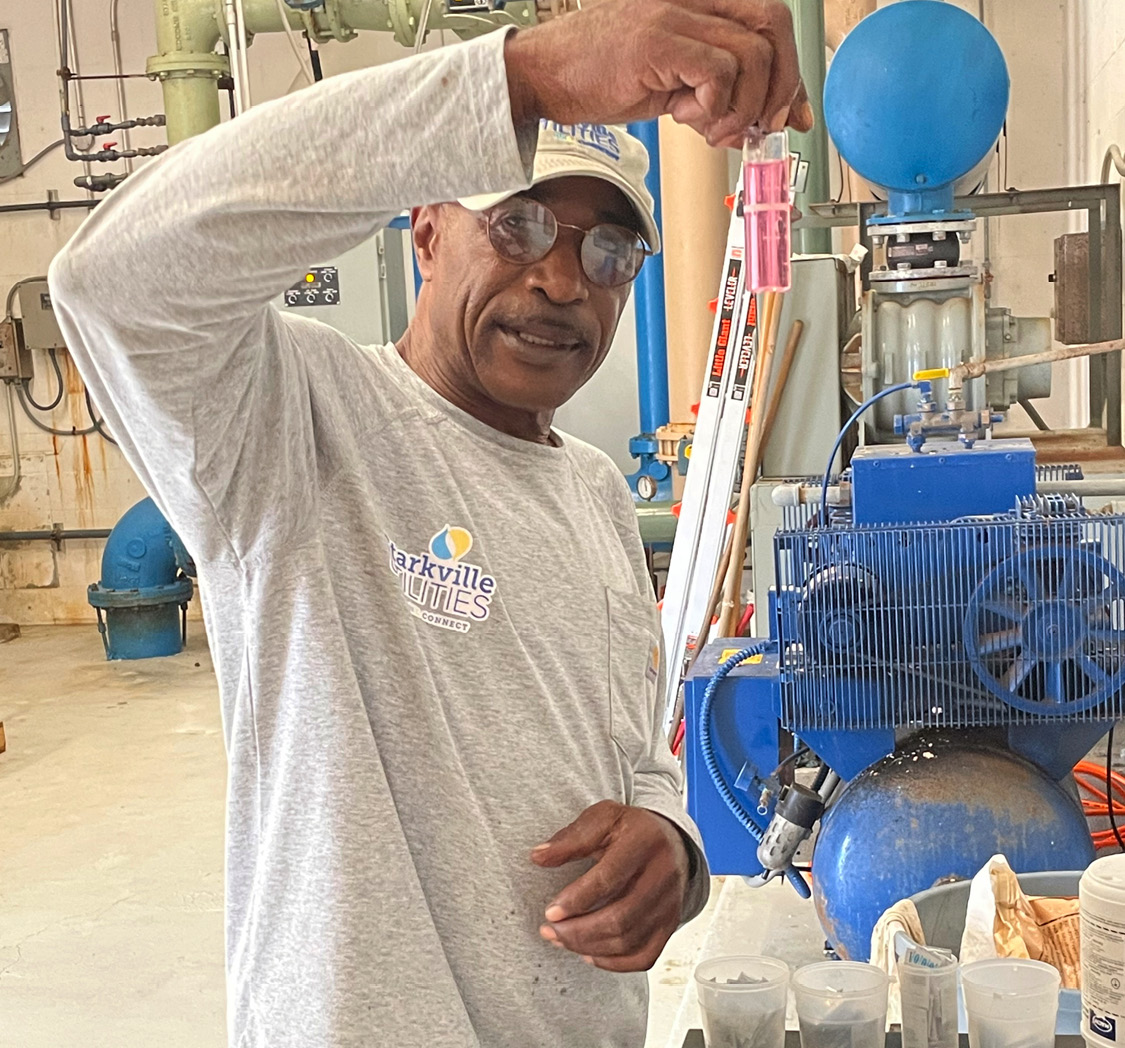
xmin=522 ymin=237 xmax=589 ymax=306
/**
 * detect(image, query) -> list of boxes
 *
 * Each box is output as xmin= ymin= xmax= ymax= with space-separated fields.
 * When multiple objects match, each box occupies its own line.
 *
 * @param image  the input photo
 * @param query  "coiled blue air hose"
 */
xmin=698 ymin=644 xmax=812 ymax=898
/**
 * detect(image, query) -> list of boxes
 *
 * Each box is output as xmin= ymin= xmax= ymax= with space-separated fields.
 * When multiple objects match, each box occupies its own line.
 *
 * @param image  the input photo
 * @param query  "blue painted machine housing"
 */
xmin=851 ymin=439 xmax=1035 ymax=525
xmin=823 ymin=0 xmax=1009 ymax=219
xmin=88 ymin=497 xmax=193 ymax=660
xmin=684 ymin=438 xmax=1119 ymax=960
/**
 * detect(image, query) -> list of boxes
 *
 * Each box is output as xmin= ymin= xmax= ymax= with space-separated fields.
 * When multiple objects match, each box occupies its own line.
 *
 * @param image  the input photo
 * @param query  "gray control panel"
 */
xmin=284 ymin=267 xmax=340 ymax=308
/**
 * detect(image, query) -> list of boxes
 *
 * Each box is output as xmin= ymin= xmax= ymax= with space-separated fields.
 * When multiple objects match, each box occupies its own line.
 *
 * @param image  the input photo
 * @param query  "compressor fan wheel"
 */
xmin=964 ymin=548 xmax=1125 ymax=715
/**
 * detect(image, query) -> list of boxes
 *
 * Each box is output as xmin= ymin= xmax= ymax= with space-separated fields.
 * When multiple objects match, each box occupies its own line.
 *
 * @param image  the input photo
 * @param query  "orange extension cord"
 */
xmin=1074 ymin=760 xmax=1125 ymax=851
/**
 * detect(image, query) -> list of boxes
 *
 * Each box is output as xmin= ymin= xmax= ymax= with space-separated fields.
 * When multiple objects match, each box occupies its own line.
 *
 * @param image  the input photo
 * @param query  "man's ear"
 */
xmin=411 ymin=205 xmax=440 ymax=282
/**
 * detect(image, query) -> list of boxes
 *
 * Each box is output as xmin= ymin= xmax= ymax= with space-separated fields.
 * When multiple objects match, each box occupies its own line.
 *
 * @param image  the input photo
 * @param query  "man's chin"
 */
xmin=484 ymin=382 xmax=574 ymax=416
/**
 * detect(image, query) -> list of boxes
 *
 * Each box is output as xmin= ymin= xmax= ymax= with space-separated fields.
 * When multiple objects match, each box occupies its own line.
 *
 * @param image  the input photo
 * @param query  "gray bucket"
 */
xmin=909 ymin=872 xmax=1083 ymax=1035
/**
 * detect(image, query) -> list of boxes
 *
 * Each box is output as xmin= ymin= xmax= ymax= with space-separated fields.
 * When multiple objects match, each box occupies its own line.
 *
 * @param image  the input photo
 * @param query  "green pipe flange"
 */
xmin=305 ymin=0 xmax=357 ymax=43
xmin=386 ymin=0 xmax=419 ymax=48
xmin=146 ymin=51 xmax=229 ymax=80
xmin=323 ymin=0 xmax=358 ymax=42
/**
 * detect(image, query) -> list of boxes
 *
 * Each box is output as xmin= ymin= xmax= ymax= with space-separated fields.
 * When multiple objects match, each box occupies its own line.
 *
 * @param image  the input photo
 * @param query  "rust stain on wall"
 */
xmin=76 ymin=433 xmax=95 ymax=523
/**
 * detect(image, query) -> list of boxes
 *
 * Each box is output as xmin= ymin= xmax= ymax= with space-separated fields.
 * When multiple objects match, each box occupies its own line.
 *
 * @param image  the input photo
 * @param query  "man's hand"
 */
xmin=531 ymin=800 xmax=691 ymax=972
xmin=504 ymin=0 xmax=812 ymax=149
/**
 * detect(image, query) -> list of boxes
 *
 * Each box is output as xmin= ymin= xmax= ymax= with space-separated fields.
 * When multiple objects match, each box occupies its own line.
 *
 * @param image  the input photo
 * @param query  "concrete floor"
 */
xmin=1 ymin=625 xmax=827 ymax=1048
xmin=2 ymin=626 xmax=226 ymax=1048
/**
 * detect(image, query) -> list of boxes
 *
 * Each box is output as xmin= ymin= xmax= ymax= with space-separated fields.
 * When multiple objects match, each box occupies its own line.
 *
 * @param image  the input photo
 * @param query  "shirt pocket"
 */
xmin=606 ymin=587 xmax=663 ymax=774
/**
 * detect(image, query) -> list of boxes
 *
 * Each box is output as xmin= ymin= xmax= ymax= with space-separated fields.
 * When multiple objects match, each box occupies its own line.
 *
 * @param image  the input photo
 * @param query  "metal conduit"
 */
xmin=0 ymin=199 xmax=99 ymax=216
xmin=0 ymin=528 xmax=112 ymax=542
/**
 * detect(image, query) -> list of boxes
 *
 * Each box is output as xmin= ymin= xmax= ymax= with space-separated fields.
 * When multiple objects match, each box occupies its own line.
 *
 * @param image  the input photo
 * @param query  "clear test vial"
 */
xmin=743 ymin=128 xmax=792 ymax=293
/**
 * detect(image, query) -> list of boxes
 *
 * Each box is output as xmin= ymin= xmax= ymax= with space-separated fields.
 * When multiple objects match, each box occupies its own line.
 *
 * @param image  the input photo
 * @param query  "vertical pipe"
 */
xmin=161 ymin=76 xmax=224 ymax=144
xmin=659 ymin=119 xmax=730 ymax=424
xmin=628 ymin=120 xmax=670 ymax=436
xmin=786 ymin=0 xmax=831 ymax=255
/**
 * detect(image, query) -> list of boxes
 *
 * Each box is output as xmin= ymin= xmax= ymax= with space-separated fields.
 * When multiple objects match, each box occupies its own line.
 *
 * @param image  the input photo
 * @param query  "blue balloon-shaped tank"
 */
xmin=88 ymin=497 xmax=194 ymax=660
xmin=823 ymin=0 xmax=1010 ymax=219
xmin=812 ymin=733 xmax=1095 ymax=960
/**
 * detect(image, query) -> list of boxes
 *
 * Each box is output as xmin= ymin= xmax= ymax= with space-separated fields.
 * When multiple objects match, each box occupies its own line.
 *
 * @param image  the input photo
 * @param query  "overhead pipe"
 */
xmin=149 ymin=0 xmax=536 ymax=143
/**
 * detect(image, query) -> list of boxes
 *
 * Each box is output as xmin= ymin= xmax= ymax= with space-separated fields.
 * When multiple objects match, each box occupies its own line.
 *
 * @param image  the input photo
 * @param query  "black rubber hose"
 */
xmin=15 ymin=380 xmax=96 ymax=436
xmin=21 ymin=349 xmax=65 ymax=411
xmin=1108 ymin=724 xmax=1125 ymax=852
xmin=84 ymin=387 xmax=118 ymax=445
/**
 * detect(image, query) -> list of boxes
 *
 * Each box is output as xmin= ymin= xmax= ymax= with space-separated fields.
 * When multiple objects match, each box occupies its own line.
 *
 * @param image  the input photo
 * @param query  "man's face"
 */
xmin=412 ymin=176 xmax=638 ymax=415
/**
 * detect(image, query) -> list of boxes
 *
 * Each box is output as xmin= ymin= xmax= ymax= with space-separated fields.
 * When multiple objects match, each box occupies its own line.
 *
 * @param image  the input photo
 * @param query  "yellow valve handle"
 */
xmin=913 ymin=368 xmax=950 ymax=381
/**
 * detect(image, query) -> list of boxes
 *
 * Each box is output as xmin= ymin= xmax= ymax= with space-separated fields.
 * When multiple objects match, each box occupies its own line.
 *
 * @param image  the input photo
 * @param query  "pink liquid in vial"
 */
xmin=743 ymin=156 xmax=792 ymax=293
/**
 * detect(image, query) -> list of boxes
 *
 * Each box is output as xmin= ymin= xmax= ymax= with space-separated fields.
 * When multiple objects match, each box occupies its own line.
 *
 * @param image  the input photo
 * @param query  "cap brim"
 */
xmin=460 ymin=153 xmax=661 ymax=255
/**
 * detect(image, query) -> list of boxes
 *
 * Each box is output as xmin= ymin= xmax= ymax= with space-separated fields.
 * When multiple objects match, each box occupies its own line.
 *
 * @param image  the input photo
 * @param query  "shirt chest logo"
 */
xmin=387 ymin=526 xmax=497 ymax=634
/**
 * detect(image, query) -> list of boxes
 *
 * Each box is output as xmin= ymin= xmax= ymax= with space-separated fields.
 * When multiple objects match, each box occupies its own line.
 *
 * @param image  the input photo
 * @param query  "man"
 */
xmin=49 ymin=1 xmax=810 ymax=1044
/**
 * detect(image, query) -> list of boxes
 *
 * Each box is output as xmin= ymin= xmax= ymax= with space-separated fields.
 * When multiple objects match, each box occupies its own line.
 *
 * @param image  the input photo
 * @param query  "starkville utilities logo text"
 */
xmin=387 ymin=526 xmax=496 ymax=633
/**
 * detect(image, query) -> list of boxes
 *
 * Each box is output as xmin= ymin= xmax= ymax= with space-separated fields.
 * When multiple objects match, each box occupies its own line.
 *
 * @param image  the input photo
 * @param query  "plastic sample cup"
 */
xmin=898 ymin=957 xmax=958 ymax=1048
xmin=695 ymin=956 xmax=790 ymax=1048
xmin=792 ymin=961 xmax=889 ymax=1048
xmin=742 ymin=128 xmax=791 ymax=293
xmin=960 ymin=959 xmax=1060 ymax=1048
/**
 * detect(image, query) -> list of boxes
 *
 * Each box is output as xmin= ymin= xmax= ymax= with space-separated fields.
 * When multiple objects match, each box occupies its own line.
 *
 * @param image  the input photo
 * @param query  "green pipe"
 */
xmin=153 ymin=0 xmax=221 ymax=54
xmin=147 ymin=0 xmax=225 ymax=143
xmin=636 ymin=502 xmax=677 ymax=546
xmin=150 ymin=0 xmax=536 ymax=143
xmin=787 ymin=0 xmax=831 ymax=255
xmin=159 ymin=70 xmax=224 ymax=144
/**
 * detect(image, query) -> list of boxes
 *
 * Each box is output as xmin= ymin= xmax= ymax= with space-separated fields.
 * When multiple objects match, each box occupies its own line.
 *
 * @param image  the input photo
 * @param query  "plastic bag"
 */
xmin=960 ymin=854 xmax=1080 ymax=988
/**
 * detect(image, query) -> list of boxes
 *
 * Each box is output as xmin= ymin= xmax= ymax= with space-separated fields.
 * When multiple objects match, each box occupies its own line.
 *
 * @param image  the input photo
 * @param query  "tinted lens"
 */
xmin=581 ymin=224 xmax=646 ymax=287
xmin=486 ymin=198 xmax=556 ymax=265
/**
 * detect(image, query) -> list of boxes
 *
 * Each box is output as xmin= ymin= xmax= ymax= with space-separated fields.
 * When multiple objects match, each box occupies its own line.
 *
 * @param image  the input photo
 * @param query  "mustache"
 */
xmin=489 ymin=311 xmax=595 ymax=346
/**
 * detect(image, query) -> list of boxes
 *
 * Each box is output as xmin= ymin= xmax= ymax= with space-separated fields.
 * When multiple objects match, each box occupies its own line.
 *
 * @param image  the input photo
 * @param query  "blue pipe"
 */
xmin=627 ymin=121 xmax=670 ymax=436
xmin=700 ymin=644 xmax=812 ymax=898
xmin=387 ymin=214 xmax=422 ymax=298
xmin=87 ymin=497 xmax=194 ymax=660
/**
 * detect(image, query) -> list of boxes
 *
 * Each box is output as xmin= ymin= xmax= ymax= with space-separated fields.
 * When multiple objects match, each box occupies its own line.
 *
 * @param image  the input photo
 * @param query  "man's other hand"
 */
xmin=531 ymin=800 xmax=691 ymax=972
xmin=504 ymin=0 xmax=812 ymax=149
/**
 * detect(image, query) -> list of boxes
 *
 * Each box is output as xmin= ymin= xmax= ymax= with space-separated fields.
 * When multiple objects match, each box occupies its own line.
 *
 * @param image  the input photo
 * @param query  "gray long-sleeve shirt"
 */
xmin=48 ymin=29 xmax=708 ymax=1048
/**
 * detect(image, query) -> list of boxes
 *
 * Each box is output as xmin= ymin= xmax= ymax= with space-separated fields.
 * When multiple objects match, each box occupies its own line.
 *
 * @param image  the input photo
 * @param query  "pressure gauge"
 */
xmin=637 ymin=474 xmax=658 ymax=501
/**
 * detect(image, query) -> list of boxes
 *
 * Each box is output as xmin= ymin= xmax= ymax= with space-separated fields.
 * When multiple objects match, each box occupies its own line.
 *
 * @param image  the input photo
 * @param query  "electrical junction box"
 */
xmin=16 ymin=280 xmax=66 ymax=351
xmin=0 ymin=317 xmax=31 ymax=380
xmin=850 ymin=438 xmax=1037 ymax=525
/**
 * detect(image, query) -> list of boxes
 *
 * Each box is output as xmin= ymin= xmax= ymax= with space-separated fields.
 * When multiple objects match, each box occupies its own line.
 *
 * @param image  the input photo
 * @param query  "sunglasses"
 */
xmin=481 ymin=196 xmax=651 ymax=289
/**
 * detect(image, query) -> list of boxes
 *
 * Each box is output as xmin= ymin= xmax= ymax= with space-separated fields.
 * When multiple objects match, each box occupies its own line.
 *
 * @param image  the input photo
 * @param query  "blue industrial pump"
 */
xmin=682 ymin=0 xmax=1118 ymax=961
xmin=88 ymin=497 xmax=194 ymax=660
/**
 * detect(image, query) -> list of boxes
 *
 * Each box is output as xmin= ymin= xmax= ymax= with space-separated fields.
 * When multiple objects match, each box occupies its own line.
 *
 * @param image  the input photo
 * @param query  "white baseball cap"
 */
xmin=460 ymin=120 xmax=661 ymax=254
